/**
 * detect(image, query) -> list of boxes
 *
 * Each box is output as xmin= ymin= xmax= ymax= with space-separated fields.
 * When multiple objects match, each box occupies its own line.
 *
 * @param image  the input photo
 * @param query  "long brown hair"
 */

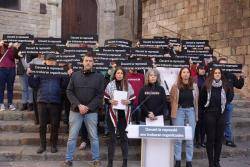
xmin=204 ymin=68 xmax=228 ymax=91
xmin=113 ymin=67 xmax=128 ymax=91
xmin=177 ymin=67 xmax=194 ymax=89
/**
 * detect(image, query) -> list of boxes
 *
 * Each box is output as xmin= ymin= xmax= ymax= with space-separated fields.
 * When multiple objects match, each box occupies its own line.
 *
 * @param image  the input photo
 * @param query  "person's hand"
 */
xmin=13 ymin=42 xmax=20 ymax=49
xmin=67 ymin=68 xmax=74 ymax=76
xmin=78 ymin=104 xmax=89 ymax=115
xmin=8 ymin=42 xmax=13 ymax=48
xmin=110 ymin=100 xmax=118 ymax=106
xmin=121 ymin=99 xmax=130 ymax=106
xmin=18 ymin=51 xmax=23 ymax=58
xmin=148 ymin=112 xmax=156 ymax=121
xmin=237 ymin=72 xmax=245 ymax=79
xmin=26 ymin=67 xmax=33 ymax=76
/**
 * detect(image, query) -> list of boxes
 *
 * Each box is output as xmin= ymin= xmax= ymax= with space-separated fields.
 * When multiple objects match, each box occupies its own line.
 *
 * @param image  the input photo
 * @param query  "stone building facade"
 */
xmin=0 ymin=0 xmax=139 ymax=45
xmin=142 ymin=0 xmax=250 ymax=88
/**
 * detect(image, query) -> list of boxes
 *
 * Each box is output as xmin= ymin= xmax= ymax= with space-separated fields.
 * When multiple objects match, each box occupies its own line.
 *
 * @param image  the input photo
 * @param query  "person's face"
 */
xmin=148 ymin=72 xmax=157 ymax=84
xmin=214 ymin=69 xmax=222 ymax=80
xmin=219 ymin=59 xmax=228 ymax=64
xmin=115 ymin=69 xmax=124 ymax=81
xmin=45 ymin=60 xmax=56 ymax=66
xmin=198 ymin=68 xmax=206 ymax=75
xmin=181 ymin=68 xmax=190 ymax=80
xmin=83 ymin=56 xmax=94 ymax=70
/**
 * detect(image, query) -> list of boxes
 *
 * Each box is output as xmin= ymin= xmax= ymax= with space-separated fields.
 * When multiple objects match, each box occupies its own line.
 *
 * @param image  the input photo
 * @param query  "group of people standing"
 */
xmin=0 ymin=40 xmax=245 ymax=167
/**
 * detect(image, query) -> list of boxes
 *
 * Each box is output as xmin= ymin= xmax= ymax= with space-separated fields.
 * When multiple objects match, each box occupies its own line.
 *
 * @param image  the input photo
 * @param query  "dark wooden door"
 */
xmin=62 ymin=0 xmax=97 ymax=40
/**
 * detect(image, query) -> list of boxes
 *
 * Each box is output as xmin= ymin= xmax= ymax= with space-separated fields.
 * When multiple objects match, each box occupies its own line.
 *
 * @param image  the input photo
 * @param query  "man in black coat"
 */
xmin=63 ymin=52 xmax=104 ymax=167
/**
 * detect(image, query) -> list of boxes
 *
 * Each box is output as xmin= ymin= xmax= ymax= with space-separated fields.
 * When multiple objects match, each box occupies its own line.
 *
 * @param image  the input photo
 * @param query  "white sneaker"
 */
xmin=0 ymin=104 xmax=5 ymax=111
xmin=8 ymin=104 xmax=16 ymax=111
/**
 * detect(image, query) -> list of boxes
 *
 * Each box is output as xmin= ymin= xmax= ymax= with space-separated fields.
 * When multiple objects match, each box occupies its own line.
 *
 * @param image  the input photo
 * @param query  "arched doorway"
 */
xmin=61 ymin=0 xmax=97 ymax=40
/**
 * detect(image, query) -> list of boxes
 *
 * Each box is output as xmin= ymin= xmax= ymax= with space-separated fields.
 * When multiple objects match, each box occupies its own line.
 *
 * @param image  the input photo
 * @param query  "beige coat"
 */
xmin=170 ymin=83 xmax=199 ymax=121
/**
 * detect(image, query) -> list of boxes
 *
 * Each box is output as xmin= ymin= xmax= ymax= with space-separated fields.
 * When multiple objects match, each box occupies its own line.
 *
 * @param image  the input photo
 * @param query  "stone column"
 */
xmin=97 ymin=0 xmax=116 ymax=46
xmin=47 ymin=0 xmax=62 ymax=37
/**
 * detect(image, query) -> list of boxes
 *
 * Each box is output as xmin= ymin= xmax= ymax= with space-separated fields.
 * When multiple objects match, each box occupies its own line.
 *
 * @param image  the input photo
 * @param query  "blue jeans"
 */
xmin=19 ymin=74 xmax=33 ymax=104
xmin=0 ymin=68 xmax=16 ymax=104
xmin=65 ymin=111 xmax=99 ymax=161
xmin=172 ymin=107 xmax=196 ymax=161
xmin=224 ymin=103 xmax=233 ymax=141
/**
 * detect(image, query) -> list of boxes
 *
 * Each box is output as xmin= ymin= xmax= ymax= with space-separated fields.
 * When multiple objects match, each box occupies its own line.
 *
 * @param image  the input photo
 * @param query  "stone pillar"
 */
xmin=47 ymin=0 xmax=62 ymax=37
xmin=97 ymin=0 xmax=116 ymax=46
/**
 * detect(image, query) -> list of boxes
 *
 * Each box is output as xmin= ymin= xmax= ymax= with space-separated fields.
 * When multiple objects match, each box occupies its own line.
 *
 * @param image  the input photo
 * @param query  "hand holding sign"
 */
xmin=121 ymin=99 xmax=130 ymax=106
xmin=148 ymin=112 xmax=157 ymax=121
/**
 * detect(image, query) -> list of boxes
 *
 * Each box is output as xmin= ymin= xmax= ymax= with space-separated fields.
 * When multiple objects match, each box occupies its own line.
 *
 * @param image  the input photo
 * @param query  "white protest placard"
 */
xmin=112 ymin=90 xmax=128 ymax=110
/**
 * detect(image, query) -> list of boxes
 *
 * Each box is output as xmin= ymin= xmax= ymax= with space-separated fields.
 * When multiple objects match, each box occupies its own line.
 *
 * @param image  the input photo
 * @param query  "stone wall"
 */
xmin=142 ymin=0 xmax=250 ymax=88
xmin=0 ymin=0 xmax=61 ymax=38
xmin=114 ymin=0 xmax=140 ymax=41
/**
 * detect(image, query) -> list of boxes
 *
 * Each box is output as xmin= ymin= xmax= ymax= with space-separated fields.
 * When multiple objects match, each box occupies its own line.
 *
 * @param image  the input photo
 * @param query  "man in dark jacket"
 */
xmin=219 ymin=58 xmax=245 ymax=147
xmin=28 ymin=54 xmax=69 ymax=154
xmin=63 ymin=52 xmax=104 ymax=167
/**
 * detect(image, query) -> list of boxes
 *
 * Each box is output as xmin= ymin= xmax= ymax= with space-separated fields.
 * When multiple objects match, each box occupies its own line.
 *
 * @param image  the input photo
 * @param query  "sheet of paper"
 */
xmin=112 ymin=90 xmax=128 ymax=110
xmin=146 ymin=115 xmax=164 ymax=126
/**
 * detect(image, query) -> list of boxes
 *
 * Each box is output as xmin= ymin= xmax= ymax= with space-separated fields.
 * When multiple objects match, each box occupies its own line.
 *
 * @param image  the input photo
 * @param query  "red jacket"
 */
xmin=127 ymin=73 xmax=144 ymax=106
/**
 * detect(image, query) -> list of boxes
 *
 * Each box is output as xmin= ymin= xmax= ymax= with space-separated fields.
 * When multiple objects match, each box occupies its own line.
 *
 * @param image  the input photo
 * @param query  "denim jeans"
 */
xmin=0 ymin=67 xmax=16 ymax=104
xmin=19 ymin=74 xmax=33 ymax=104
xmin=224 ymin=103 xmax=233 ymax=141
xmin=172 ymin=107 xmax=196 ymax=161
xmin=65 ymin=111 xmax=99 ymax=161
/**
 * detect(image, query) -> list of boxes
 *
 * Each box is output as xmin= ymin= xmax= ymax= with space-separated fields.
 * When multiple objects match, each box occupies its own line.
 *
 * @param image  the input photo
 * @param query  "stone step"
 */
xmin=232 ymin=100 xmax=250 ymax=108
xmin=233 ymin=108 xmax=250 ymax=118
xmin=0 ymin=123 xmax=249 ymax=147
xmin=0 ymin=142 xmax=250 ymax=162
xmin=0 ymin=132 xmax=141 ymax=147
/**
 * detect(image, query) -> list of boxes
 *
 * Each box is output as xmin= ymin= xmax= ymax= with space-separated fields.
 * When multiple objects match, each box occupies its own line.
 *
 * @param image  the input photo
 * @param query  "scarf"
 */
xmin=205 ymin=80 xmax=227 ymax=113
xmin=104 ymin=80 xmax=136 ymax=133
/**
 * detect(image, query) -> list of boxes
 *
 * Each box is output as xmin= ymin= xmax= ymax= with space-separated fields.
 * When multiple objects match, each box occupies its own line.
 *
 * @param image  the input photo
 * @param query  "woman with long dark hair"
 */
xmin=200 ymin=68 xmax=230 ymax=167
xmin=170 ymin=67 xmax=199 ymax=167
xmin=104 ymin=67 xmax=135 ymax=167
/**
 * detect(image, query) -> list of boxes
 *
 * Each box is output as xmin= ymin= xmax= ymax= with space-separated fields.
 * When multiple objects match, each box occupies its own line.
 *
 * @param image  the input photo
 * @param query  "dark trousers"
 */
xmin=37 ymin=102 xmax=61 ymax=148
xmin=205 ymin=111 xmax=226 ymax=165
xmin=195 ymin=109 xmax=206 ymax=144
xmin=0 ymin=67 xmax=16 ymax=104
xmin=33 ymin=89 xmax=39 ymax=124
xmin=107 ymin=110 xmax=128 ymax=161
xmin=61 ymin=91 xmax=71 ymax=124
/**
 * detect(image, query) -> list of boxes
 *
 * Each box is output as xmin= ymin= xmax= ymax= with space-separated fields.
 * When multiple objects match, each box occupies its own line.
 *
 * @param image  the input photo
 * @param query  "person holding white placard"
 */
xmin=170 ymin=67 xmax=199 ymax=167
xmin=138 ymin=68 xmax=167 ymax=123
xmin=104 ymin=67 xmax=135 ymax=167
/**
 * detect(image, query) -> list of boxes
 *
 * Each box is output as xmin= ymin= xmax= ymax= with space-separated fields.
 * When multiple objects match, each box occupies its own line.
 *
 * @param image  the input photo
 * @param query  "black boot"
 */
xmin=107 ymin=160 xmax=113 ymax=167
xmin=122 ymin=159 xmax=127 ymax=167
xmin=214 ymin=162 xmax=221 ymax=167
xmin=20 ymin=103 xmax=28 ymax=111
xmin=186 ymin=161 xmax=192 ymax=167
xmin=51 ymin=146 xmax=58 ymax=153
xmin=37 ymin=145 xmax=46 ymax=154
xmin=28 ymin=103 xmax=33 ymax=111
xmin=175 ymin=160 xmax=181 ymax=167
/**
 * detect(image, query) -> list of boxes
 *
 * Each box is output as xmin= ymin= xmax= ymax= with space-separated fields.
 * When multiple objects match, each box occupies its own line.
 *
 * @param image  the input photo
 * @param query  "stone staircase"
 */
xmin=0 ymin=77 xmax=249 ymax=164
